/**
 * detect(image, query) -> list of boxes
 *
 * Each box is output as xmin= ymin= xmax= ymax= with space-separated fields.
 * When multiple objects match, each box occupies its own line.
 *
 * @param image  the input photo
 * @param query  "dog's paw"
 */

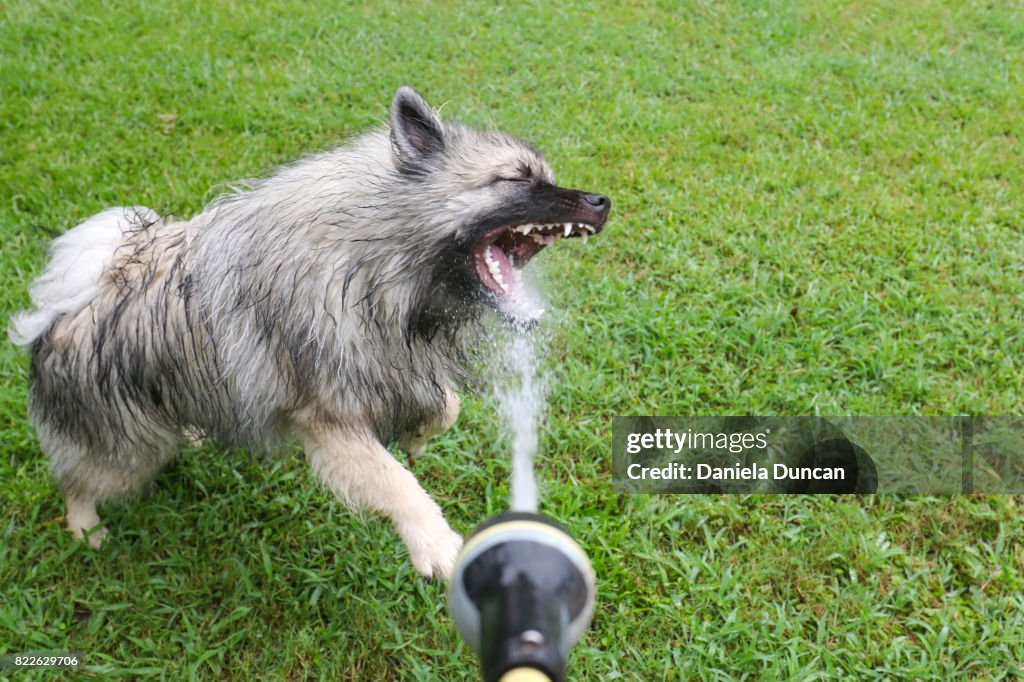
xmin=65 ymin=497 xmax=107 ymax=549
xmin=398 ymin=389 xmax=461 ymax=463
xmin=70 ymin=524 xmax=109 ymax=549
xmin=182 ymin=425 xmax=206 ymax=447
xmin=398 ymin=429 xmax=429 ymax=461
xmin=406 ymin=526 xmax=463 ymax=581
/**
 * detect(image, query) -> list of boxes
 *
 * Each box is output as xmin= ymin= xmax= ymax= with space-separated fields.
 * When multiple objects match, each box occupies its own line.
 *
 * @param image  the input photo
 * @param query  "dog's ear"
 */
xmin=390 ymin=87 xmax=445 ymax=167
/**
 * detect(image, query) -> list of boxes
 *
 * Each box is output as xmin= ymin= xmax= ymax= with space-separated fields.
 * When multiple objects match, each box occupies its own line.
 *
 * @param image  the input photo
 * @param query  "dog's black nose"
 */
xmin=582 ymin=193 xmax=610 ymax=212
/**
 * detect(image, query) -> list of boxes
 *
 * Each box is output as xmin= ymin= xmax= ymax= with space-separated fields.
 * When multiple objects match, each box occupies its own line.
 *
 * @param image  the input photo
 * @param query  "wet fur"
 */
xmin=10 ymin=87 xmax=599 ymax=579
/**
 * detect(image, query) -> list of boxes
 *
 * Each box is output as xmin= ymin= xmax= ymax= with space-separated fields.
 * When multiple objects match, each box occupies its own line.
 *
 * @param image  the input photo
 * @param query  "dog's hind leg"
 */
xmin=37 ymin=418 xmax=180 ymax=548
xmin=399 ymin=388 xmax=461 ymax=463
xmin=297 ymin=418 xmax=463 ymax=581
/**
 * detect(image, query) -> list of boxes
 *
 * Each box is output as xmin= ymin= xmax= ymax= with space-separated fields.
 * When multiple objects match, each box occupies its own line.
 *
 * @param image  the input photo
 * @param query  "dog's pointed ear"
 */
xmin=390 ymin=87 xmax=445 ymax=167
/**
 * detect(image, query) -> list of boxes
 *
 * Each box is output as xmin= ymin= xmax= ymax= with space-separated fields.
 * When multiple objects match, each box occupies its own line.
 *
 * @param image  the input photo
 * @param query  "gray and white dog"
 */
xmin=9 ymin=87 xmax=609 ymax=580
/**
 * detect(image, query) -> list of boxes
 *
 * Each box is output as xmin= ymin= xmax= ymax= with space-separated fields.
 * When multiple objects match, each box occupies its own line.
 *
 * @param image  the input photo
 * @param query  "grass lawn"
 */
xmin=2 ymin=0 xmax=1023 ymax=679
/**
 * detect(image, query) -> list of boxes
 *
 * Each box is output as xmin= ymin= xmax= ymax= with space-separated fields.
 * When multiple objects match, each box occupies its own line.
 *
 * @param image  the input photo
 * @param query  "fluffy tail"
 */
xmin=9 ymin=207 xmax=161 ymax=347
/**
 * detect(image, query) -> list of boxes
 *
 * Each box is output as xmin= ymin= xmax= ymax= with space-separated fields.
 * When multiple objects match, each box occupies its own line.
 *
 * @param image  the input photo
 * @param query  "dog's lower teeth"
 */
xmin=485 ymin=245 xmax=510 ymax=293
xmin=580 ymin=232 xmax=588 ymax=245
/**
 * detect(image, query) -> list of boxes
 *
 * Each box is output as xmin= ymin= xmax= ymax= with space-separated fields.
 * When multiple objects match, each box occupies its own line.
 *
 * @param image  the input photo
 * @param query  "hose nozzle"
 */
xmin=448 ymin=512 xmax=596 ymax=682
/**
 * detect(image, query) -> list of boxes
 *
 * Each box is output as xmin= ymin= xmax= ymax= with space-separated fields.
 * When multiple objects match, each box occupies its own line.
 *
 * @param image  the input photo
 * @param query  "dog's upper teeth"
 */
xmin=517 ymin=224 xmax=534 ymax=234
xmin=564 ymin=223 xmax=572 ymax=237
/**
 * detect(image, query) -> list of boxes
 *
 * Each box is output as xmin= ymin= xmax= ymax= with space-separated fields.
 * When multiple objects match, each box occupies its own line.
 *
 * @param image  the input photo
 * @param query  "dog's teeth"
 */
xmin=564 ymin=223 xmax=572 ymax=237
xmin=580 ymin=231 xmax=588 ymax=245
xmin=484 ymin=245 xmax=508 ymax=293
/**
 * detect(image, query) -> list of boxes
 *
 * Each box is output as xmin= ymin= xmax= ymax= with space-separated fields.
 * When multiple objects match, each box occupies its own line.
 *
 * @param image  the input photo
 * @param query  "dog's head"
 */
xmin=388 ymin=87 xmax=610 ymax=329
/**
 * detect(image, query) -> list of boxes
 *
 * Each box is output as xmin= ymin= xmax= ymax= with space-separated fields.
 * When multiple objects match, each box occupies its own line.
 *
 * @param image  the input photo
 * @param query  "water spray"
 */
xmin=448 ymin=512 xmax=596 ymax=682
xmin=448 ymin=331 xmax=596 ymax=681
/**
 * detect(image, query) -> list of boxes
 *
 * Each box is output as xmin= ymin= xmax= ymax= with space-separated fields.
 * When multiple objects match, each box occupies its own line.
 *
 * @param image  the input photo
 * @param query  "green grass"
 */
xmin=2 ymin=0 xmax=1023 ymax=679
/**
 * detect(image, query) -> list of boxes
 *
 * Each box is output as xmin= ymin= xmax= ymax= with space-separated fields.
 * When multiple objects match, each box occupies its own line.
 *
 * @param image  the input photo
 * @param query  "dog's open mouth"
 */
xmin=471 ymin=222 xmax=597 ymax=304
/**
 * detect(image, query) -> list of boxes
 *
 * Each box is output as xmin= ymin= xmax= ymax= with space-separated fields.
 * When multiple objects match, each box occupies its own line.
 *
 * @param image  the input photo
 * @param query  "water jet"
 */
xmin=449 ymin=332 xmax=596 ymax=681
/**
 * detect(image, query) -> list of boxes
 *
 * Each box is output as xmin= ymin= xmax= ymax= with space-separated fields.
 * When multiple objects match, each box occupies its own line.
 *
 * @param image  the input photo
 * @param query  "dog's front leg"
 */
xmin=296 ymin=420 xmax=463 ymax=581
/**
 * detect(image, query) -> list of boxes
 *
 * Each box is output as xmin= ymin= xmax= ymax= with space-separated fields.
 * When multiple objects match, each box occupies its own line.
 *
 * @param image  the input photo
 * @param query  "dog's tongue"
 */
xmin=474 ymin=236 xmax=545 ymax=324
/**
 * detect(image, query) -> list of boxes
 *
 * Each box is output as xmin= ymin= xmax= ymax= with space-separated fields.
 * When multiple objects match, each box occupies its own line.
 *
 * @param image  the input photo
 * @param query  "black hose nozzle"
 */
xmin=448 ymin=512 xmax=596 ymax=682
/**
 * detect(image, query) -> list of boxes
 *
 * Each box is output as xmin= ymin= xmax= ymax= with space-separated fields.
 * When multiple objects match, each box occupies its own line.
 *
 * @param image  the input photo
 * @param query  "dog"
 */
xmin=9 ymin=87 xmax=610 ymax=580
